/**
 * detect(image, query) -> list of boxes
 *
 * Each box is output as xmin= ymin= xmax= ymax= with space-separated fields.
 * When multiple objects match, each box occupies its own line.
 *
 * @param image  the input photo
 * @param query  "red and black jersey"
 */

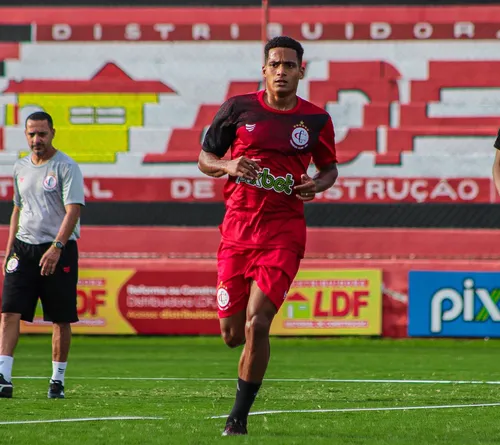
xmin=202 ymin=90 xmax=337 ymax=256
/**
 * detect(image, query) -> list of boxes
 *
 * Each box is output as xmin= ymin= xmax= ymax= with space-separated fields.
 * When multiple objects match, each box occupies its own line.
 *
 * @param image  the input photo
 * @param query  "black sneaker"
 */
xmin=47 ymin=380 xmax=65 ymax=399
xmin=222 ymin=417 xmax=248 ymax=436
xmin=0 ymin=373 xmax=13 ymax=398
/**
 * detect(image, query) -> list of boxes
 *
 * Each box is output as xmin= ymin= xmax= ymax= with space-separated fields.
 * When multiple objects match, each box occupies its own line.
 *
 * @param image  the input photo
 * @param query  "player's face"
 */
xmin=25 ymin=119 xmax=55 ymax=158
xmin=263 ymin=47 xmax=304 ymax=97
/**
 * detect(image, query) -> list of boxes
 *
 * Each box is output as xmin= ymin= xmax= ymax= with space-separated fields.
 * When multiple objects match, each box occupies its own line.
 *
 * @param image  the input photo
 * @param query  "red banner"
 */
xmin=7 ymin=269 xmax=222 ymax=336
xmin=0 ymin=177 xmax=493 ymax=203
xmin=35 ymin=22 xmax=500 ymax=42
xmin=2 ymin=6 xmax=500 ymax=41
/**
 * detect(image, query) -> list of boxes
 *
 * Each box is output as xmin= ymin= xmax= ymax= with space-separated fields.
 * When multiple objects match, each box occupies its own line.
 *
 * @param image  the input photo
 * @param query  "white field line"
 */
xmin=210 ymin=403 xmax=500 ymax=419
xmin=15 ymin=376 xmax=500 ymax=385
xmin=0 ymin=416 xmax=164 ymax=426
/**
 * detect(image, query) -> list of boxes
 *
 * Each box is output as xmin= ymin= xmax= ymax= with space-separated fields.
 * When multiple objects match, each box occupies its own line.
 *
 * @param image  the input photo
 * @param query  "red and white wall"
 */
xmin=0 ymin=6 xmax=499 ymax=203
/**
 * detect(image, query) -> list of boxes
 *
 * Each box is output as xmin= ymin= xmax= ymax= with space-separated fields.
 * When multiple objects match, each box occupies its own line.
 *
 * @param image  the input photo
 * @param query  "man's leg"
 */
xmin=1 ymin=240 xmax=42 ymax=398
xmin=223 ymin=280 xmax=277 ymax=435
xmin=51 ymin=322 xmax=71 ymax=381
xmin=46 ymin=323 xmax=71 ymax=399
xmin=0 ymin=313 xmax=21 ymax=358
xmin=42 ymin=241 xmax=78 ymax=399
xmin=239 ymin=280 xmax=276 ymax=382
xmin=0 ymin=313 xmax=21 ymax=396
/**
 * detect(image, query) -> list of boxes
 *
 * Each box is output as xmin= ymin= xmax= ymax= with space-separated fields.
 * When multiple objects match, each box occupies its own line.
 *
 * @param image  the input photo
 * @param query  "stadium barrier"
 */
xmin=1 ymin=227 xmax=499 ymax=338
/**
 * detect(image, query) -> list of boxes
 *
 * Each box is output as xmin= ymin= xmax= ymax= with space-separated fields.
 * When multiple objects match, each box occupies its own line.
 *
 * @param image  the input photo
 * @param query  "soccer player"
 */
xmin=198 ymin=36 xmax=338 ymax=435
xmin=0 ymin=111 xmax=85 ymax=399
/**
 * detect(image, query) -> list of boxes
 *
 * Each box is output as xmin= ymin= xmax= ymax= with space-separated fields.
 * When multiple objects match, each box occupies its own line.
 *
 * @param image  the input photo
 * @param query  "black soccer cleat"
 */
xmin=222 ymin=417 xmax=248 ymax=436
xmin=47 ymin=380 xmax=65 ymax=399
xmin=0 ymin=373 xmax=13 ymax=398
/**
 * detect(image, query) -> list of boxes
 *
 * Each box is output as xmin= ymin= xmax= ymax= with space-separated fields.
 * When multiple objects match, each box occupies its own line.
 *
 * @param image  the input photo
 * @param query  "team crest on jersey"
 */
xmin=5 ymin=254 xmax=19 ymax=273
xmin=43 ymin=173 xmax=58 ymax=191
xmin=217 ymin=282 xmax=230 ymax=310
xmin=290 ymin=121 xmax=310 ymax=150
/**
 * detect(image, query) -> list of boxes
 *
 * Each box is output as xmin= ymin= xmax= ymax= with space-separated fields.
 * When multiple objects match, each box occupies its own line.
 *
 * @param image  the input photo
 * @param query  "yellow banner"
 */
xmin=21 ymin=269 xmax=136 ymax=334
xmin=271 ymin=269 xmax=382 ymax=336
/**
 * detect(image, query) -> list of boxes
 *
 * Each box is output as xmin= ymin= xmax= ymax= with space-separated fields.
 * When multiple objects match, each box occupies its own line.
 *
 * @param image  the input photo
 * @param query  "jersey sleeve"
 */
xmin=312 ymin=115 xmax=337 ymax=169
xmin=13 ymin=167 xmax=21 ymax=207
xmin=495 ymin=128 xmax=500 ymax=149
xmin=62 ymin=163 xmax=85 ymax=206
xmin=202 ymin=99 xmax=237 ymax=158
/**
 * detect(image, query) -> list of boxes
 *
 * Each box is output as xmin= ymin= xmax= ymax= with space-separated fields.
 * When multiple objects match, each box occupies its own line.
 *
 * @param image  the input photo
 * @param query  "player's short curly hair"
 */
xmin=264 ymin=36 xmax=304 ymax=65
xmin=26 ymin=111 xmax=54 ymax=129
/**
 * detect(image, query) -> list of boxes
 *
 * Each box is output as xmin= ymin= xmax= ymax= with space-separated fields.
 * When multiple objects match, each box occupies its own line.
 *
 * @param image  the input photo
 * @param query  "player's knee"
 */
xmin=245 ymin=314 xmax=271 ymax=339
xmin=221 ymin=327 xmax=245 ymax=348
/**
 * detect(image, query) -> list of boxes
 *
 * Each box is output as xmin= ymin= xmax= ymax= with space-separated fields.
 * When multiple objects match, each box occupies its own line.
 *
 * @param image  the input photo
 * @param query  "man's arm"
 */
xmin=198 ymin=98 xmax=261 ymax=180
xmin=198 ymin=151 xmax=261 ymax=180
xmin=54 ymin=204 xmax=81 ymax=245
xmin=493 ymin=144 xmax=500 ymax=196
xmin=295 ymin=115 xmax=338 ymax=201
xmin=39 ymin=204 xmax=81 ymax=276
xmin=313 ymin=162 xmax=338 ymax=192
xmin=39 ymin=162 xmax=85 ymax=276
xmin=2 ymin=206 xmax=20 ymax=275
xmin=5 ymin=206 xmax=20 ymax=254
xmin=3 ymin=166 xmax=22 ymax=274
xmin=198 ymin=151 xmax=230 ymax=178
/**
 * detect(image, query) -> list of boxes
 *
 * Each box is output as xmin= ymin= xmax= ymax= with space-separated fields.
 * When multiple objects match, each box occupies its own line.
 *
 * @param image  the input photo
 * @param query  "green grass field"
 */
xmin=1 ymin=336 xmax=499 ymax=444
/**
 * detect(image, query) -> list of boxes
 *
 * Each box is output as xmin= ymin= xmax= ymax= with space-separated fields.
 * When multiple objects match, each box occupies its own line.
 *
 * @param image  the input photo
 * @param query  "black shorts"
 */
xmin=2 ymin=238 xmax=79 ymax=323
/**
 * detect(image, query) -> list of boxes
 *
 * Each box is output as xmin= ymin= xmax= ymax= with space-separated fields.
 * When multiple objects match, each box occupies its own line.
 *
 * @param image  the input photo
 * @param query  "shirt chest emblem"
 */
xmin=42 ymin=173 xmax=58 ymax=191
xmin=290 ymin=121 xmax=310 ymax=150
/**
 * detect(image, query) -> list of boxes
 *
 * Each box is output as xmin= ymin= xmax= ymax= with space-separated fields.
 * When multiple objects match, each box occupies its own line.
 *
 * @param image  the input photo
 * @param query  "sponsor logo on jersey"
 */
xmin=236 ymin=167 xmax=295 ymax=195
xmin=291 ymin=121 xmax=310 ymax=149
xmin=43 ymin=173 xmax=58 ymax=191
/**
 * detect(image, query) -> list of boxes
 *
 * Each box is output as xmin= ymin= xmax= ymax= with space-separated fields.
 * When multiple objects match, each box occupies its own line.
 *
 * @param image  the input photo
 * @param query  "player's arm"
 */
xmin=3 ymin=170 xmax=22 ymax=274
xmin=40 ymin=163 xmax=85 ymax=276
xmin=2 ymin=206 xmax=20 ymax=276
xmin=313 ymin=162 xmax=338 ymax=192
xmin=53 ymin=204 xmax=82 ymax=247
xmin=294 ymin=115 xmax=338 ymax=201
xmin=492 ymin=130 xmax=500 ymax=195
xmin=198 ymin=100 xmax=261 ymax=180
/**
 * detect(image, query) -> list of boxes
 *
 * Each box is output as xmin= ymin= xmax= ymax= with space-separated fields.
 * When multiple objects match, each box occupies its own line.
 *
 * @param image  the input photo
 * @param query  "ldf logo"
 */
xmin=408 ymin=272 xmax=500 ymax=338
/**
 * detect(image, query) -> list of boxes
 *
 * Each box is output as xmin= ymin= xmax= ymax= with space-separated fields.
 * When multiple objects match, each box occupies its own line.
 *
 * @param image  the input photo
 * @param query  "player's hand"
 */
xmin=39 ymin=246 xmax=62 ymax=276
xmin=1 ymin=256 xmax=6 ymax=276
xmin=294 ymin=174 xmax=317 ymax=201
xmin=224 ymin=157 xmax=262 ymax=180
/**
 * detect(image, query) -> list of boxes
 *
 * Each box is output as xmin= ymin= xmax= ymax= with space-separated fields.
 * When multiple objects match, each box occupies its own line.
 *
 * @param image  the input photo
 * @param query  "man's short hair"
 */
xmin=264 ymin=36 xmax=304 ymax=65
xmin=25 ymin=111 xmax=54 ymax=129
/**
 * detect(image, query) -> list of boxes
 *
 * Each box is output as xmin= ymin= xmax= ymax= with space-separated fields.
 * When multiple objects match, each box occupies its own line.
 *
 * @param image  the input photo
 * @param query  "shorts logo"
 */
xmin=217 ymin=283 xmax=230 ymax=310
xmin=5 ymin=254 xmax=19 ymax=273
xmin=43 ymin=173 xmax=58 ymax=191
xmin=236 ymin=167 xmax=295 ymax=195
xmin=291 ymin=121 xmax=310 ymax=150
xmin=245 ymin=124 xmax=256 ymax=132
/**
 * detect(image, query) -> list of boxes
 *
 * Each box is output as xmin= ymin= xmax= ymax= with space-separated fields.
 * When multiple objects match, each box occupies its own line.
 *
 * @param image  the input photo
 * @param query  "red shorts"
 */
xmin=216 ymin=244 xmax=302 ymax=318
